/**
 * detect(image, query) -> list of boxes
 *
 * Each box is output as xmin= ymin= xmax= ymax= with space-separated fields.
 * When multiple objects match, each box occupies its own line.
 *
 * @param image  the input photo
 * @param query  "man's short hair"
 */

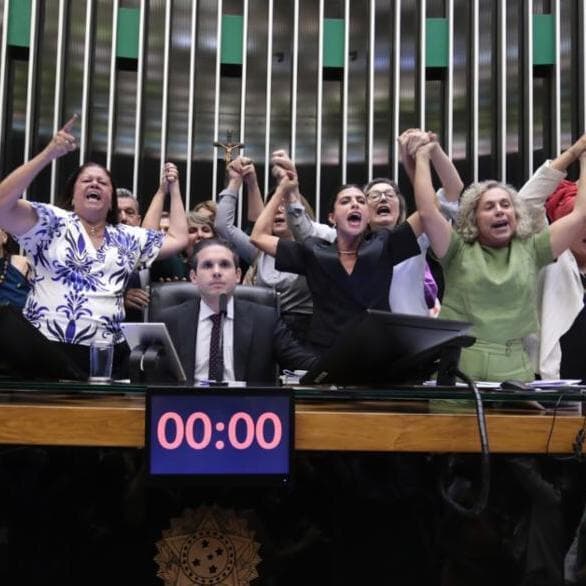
xmin=190 ymin=238 xmax=240 ymax=271
xmin=116 ymin=187 xmax=136 ymax=199
xmin=116 ymin=188 xmax=140 ymax=215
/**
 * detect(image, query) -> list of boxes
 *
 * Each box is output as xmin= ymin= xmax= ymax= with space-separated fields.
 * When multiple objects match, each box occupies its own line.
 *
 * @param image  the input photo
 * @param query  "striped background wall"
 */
xmin=0 ymin=0 xmax=584 ymax=223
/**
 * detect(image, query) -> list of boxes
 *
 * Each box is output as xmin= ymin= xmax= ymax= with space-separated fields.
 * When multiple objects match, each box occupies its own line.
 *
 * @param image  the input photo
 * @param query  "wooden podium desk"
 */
xmin=0 ymin=381 xmax=583 ymax=453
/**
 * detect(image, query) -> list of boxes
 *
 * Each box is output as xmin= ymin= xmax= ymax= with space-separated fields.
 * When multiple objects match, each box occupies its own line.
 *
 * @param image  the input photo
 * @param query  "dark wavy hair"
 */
xmin=61 ymin=162 xmax=119 ymax=225
xmin=327 ymin=183 xmax=366 ymax=213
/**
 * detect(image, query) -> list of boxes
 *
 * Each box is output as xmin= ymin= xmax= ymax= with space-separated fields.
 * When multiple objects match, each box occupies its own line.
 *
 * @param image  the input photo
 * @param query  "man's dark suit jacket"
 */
xmin=159 ymin=297 xmax=318 ymax=384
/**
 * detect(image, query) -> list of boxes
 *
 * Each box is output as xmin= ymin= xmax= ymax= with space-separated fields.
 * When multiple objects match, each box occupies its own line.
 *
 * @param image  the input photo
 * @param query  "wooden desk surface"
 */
xmin=0 ymin=390 xmax=582 ymax=453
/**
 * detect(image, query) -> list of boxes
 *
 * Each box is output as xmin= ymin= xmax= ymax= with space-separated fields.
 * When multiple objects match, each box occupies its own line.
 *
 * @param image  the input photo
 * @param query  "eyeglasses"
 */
xmin=366 ymin=189 xmax=398 ymax=203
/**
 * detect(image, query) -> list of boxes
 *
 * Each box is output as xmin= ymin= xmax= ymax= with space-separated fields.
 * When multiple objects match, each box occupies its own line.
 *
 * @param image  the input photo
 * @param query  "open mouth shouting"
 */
xmin=491 ymin=219 xmax=509 ymax=231
xmin=85 ymin=188 xmax=103 ymax=203
xmin=347 ymin=210 xmax=363 ymax=229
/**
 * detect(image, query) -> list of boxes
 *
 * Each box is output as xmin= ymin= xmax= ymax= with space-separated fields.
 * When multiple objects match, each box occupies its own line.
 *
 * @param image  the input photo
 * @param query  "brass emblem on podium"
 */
xmin=155 ymin=505 xmax=261 ymax=585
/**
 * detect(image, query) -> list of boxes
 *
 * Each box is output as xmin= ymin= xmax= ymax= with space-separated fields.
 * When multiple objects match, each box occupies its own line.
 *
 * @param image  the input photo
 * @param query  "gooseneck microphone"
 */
xmin=219 ymin=293 xmax=228 ymax=316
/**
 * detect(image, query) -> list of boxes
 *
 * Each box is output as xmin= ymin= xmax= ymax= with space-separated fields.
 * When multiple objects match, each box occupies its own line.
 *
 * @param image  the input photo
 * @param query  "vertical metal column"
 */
xmin=211 ymin=0 xmax=223 ymax=200
xmin=366 ymin=0 xmax=374 ymax=181
xmin=23 ymin=0 xmax=39 ymax=199
xmin=341 ymin=0 xmax=349 ymax=185
xmin=552 ymin=0 xmax=560 ymax=153
xmin=185 ymin=0 xmax=198 ymax=210
xmin=496 ymin=0 xmax=507 ymax=181
xmin=106 ymin=0 xmax=118 ymax=172
xmin=290 ymin=0 xmax=299 ymax=161
xmin=523 ymin=0 xmax=534 ymax=177
xmin=391 ymin=0 xmax=401 ymax=180
xmin=237 ymin=0 xmax=249 ymax=224
xmin=79 ymin=0 xmax=95 ymax=164
xmin=446 ymin=0 xmax=454 ymax=159
xmin=263 ymin=0 xmax=273 ymax=198
xmin=471 ymin=0 xmax=479 ymax=182
xmin=159 ymin=0 xmax=172 ymax=174
xmin=23 ymin=0 xmax=39 ymax=162
xmin=418 ymin=0 xmax=426 ymax=129
xmin=132 ymin=0 xmax=146 ymax=198
xmin=581 ymin=1 xmax=586 ymax=135
xmin=0 ymin=0 xmax=10 ymax=171
xmin=51 ymin=0 xmax=67 ymax=204
xmin=315 ymin=0 xmax=324 ymax=215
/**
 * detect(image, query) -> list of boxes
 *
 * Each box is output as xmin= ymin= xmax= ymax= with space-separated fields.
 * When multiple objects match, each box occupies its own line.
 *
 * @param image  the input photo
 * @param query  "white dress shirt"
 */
xmin=194 ymin=297 xmax=235 ymax=382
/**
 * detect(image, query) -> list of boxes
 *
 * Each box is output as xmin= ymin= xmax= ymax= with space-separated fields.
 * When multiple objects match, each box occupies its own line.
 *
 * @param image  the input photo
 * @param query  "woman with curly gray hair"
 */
xmin=456 ymin=180 xmax=534 ymax=243
xmin=413 ymin=140 xmax=586 ymax=382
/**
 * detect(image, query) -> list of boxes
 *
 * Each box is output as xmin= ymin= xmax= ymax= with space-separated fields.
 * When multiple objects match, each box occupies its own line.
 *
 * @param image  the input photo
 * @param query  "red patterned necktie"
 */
xmin=208 ymin=313 xmax=224 ymax=381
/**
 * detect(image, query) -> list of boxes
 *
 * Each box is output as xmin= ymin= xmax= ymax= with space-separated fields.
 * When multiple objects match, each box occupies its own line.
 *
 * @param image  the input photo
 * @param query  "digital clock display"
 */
xmin=146 ymin=388 xmax=293 ymax=484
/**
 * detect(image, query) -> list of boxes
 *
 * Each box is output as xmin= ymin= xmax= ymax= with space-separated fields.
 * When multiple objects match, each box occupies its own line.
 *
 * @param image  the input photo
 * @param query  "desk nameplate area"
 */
xmin=0 ymin=382 xmax=584 ymax=454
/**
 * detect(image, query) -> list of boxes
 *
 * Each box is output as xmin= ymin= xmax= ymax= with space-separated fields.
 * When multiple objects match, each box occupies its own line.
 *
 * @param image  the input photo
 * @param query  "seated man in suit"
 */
xmin=159 ymin=238 xmax=318 ymax=384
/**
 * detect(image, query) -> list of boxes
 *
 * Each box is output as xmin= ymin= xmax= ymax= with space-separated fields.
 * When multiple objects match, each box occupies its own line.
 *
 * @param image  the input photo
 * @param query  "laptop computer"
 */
xmin=121 ymin=322 xmax=187 ymax=383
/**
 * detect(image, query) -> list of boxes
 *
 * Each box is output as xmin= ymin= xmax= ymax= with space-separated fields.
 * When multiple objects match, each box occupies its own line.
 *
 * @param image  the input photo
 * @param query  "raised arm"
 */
xmin=548 ymin=153 xmax=586 ymax=259
xmin=0 ymin=115 xmax=78 ymax=235
xmin=519 ymin=133 xmax=586 ymax=207
xmin=413 ymin=142 xmax=453 ymax=258
xmin=214 ymin=158 xmax=259 ymax=264
xmin=156 ymin=163 xmax=188 ymax=259
xmin=270 ymin=149 xmax=336 ymax=243
xmin=141 ymin=162 xmax=176 ymax=230
xmin=250 ymin=175 xmax=296 ymax=257
xmin=241 ymin=158 xmax=264 ymax=222
xmin=400 ymin=128 xmax=463 ymax=203
xmin=398 ymin=129 xmax=417 ymax=184
xmin=429 ymin=136 xmax=464 ymax=202
xmin=550 ymin=134 xmax=586 ymax=173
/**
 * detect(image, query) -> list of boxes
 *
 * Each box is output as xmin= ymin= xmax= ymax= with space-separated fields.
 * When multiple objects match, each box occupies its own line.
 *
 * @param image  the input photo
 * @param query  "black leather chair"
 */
xmin=148 ymin=281 xmax=280 ymax=322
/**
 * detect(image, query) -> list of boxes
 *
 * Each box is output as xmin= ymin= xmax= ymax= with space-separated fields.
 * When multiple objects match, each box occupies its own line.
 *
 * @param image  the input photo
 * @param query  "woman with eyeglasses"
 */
xmin=279 ymin=130 xmax=462 ymax=317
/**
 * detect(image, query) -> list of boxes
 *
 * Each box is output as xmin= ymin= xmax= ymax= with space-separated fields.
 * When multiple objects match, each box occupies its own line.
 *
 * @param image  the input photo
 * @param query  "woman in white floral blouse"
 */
xmin=0 ymin=115 xmax=188 ymax=377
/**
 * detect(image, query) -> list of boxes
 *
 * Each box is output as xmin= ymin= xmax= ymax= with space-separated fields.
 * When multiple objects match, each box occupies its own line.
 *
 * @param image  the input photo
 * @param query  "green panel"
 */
xmin=117 ymin=8 xmax=140 ymax=60
xmin=8 ymin=0 xmax=32 ymax=48
xmin=221 ymin=15 xmax=243 ymax=65
xmin=533 ymin=14 xmax=555 ymax=66
xmin=323 ymin=18 xmax=344 ymax=68
xmin=426 ymin=18 xmax=448 ymax=68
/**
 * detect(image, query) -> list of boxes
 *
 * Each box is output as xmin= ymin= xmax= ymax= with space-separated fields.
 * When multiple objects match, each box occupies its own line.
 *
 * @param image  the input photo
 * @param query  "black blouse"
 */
xmin=275 ymin=222 xmax=420 ymax=351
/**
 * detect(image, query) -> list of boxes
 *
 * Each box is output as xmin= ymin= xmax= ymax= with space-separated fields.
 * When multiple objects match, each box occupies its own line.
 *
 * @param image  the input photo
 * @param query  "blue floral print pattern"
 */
xmin=17 ymin=203 xmax=163 ymax=345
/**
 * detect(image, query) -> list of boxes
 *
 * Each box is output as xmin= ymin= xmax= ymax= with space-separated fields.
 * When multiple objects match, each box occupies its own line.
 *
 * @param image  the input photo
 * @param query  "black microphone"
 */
xmin=219 ymin=293 xmax=228 ymax=316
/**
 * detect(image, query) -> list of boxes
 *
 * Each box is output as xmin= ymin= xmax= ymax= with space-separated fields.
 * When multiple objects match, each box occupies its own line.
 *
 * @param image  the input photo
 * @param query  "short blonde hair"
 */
xmin=456 ymin=180 xmax=533 ymax=243
xmin=187 ymin=211 xmax=216 ymax=235
xmin=193 ymin=200 xmax=217 ymax=220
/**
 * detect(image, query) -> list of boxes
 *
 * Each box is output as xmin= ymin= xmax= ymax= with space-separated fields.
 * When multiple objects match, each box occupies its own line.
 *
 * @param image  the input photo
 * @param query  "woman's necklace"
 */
xmin=337 ymin=249 xmax=358 ymax=255
xmin=84 ymin=221 xmax=104 ymax=238
xmin=0 ymin=255 xmax=10 ymax=285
